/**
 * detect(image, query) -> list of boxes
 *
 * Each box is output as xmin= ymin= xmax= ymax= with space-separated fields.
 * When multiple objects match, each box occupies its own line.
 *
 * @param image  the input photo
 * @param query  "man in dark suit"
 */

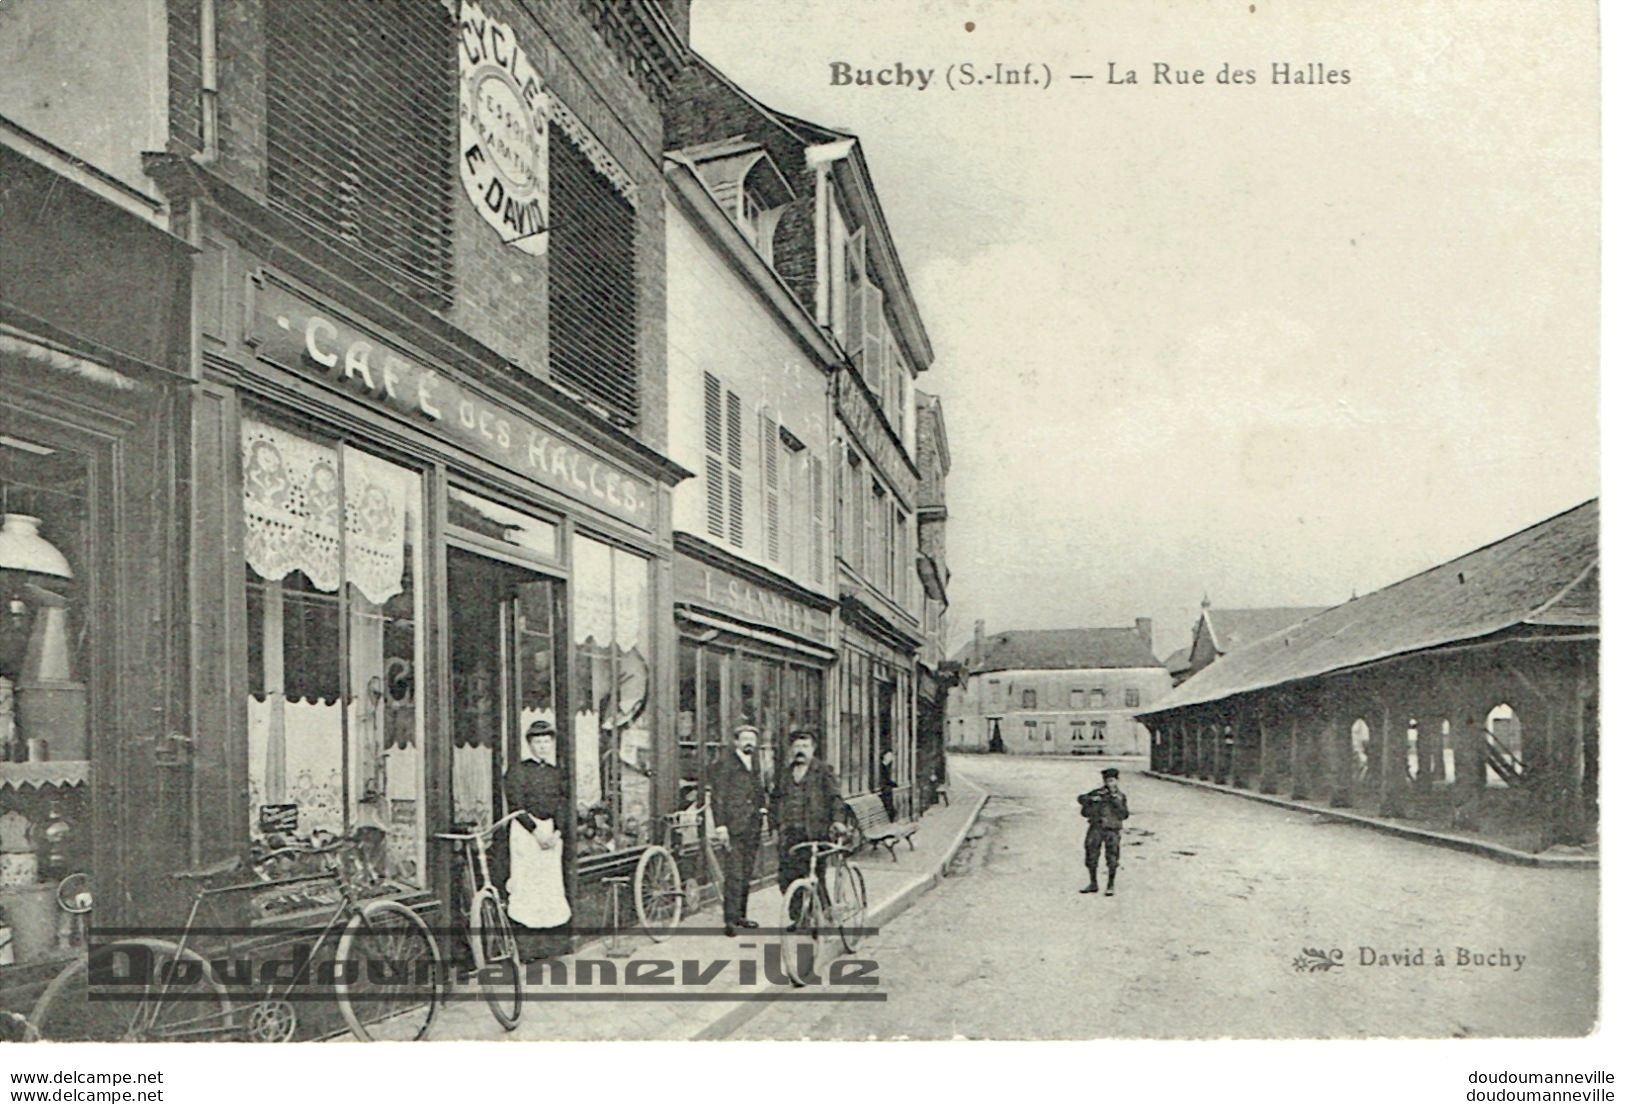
xmin=707 ymin=724 xmax=766 ymax=937
xmin=769 ymin=729 xmax=847 ymax=895
xmin=1078 ymin=766 xmax=1130 ymax=896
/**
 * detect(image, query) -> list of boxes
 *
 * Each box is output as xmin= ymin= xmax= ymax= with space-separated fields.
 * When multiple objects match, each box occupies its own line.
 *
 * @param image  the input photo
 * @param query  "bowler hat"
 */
xmin=1101 ymin=767 xmax=1120 ymax=779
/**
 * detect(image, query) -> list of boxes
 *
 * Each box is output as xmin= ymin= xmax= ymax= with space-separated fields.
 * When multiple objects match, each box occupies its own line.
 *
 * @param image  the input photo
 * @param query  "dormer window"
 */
xmin=738 ymin=186 xmax=766 ymax=251
xmin=678 ymin=138 xmax=794 ymax=263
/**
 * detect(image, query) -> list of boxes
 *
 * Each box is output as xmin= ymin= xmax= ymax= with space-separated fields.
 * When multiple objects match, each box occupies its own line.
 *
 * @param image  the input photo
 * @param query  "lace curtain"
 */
xmin=241 ymin=418 xmax=409 ymax=605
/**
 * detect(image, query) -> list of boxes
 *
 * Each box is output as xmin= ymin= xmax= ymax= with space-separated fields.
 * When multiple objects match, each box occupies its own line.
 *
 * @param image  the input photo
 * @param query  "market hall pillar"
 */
xmin=1377 ymin=699 xmax=1408 ymax=819
xmin=1258 ymin=713 xmax=1278 ymax=795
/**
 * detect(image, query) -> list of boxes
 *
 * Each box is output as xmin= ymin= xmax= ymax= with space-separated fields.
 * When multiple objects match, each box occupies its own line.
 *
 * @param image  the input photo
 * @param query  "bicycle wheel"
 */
xmin=335 ymin=900 xmax=443 ymax=1041
xmin=633 ymin=845 xmax=683 ymax=940
xmin=777 ymin=880 xmax=819 ymax=988
xmin=470 ymin=886 xmax=522 ymax=1031
xmin=832 ymin=860 xmax=869 ymax=954
xmin=31 ymin=939 xmax=232 ymax=1042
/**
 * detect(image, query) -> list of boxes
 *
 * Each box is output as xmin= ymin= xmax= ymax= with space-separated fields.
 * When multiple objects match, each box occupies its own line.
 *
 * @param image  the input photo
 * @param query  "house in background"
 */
xmin=946 ymin=620 xmax=1171 ymax=756
xmin=1163 ymin=647 xmax=1195 ymax=686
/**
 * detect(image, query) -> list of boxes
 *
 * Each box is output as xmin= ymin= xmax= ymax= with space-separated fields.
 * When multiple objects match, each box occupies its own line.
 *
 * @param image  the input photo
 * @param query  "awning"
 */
xmin=675 ymin=606 xmax=837 ymax=661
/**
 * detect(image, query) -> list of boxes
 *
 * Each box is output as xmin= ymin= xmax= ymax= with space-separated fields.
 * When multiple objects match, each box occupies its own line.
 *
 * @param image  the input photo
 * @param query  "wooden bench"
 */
xmin=845 ymin=793 xmax=918 ymax=862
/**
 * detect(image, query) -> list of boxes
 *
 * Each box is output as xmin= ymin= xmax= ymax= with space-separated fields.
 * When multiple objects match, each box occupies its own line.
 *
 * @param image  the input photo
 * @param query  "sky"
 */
xmin=689 ymin=0 xmax=1600 ymax=661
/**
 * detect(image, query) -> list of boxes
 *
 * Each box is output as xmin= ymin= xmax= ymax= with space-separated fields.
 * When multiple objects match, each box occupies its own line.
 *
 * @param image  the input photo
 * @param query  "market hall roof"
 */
xmin=955 ymin=628 xmax=1165 ymax=673
xmin=1202 ymin=606 xmax=1328 ymax=655
xmin=1139 ymin=498 xmax=1599 ymax=718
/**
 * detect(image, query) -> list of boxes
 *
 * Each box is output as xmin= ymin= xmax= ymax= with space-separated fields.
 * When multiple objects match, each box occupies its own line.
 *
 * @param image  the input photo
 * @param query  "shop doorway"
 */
xmin=447 ymin=548 xmax=566 ymax=831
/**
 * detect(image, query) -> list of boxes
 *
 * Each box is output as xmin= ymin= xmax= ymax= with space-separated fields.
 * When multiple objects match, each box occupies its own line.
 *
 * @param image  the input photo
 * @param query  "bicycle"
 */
xmin=435 ymin=810 xmax=527 ymax=1030
xmin=29 ymin=831 xmax=443 ymax=1042
xmin=777 ymin=835 xmax=868 ymax=987
xmin=631 ymin=799 xmax=727 ymax=940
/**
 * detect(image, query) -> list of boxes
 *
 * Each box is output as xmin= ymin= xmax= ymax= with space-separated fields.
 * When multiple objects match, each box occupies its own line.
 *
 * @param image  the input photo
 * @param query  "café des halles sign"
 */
xmin=458 ymin=1 xmax=549 ymax=254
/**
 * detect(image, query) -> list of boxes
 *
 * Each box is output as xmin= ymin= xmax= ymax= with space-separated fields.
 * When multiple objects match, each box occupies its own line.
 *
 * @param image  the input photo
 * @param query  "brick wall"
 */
xmin=172 ymin=0 xmax=672 ymax=450
xmin=167 ymin=0 xmax=203 ymax=155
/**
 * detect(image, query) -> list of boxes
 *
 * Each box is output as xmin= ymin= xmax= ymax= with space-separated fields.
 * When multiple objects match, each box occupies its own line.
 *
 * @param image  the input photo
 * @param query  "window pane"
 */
xmin=0 ymin=433 xmax=94 ymax=968
xmin=448 ymin=487 xmax=558 ymax=560
xmin=570 ymin=534 xmax=652 ymax=853
xmin=242 ymin=420 xmax=426 ymax=888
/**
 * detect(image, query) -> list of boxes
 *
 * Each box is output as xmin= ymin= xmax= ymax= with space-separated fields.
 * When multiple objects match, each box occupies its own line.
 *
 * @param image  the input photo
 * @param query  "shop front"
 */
xmin=672 ymin=536 xmax=836 ymax=876
xmin=837 ymin=599 xmax=922 ymax=821
xmin=191 ymin=258 xmax=685 ymax=950
xmin=0 ymin=144 xmax=192 ymax=1012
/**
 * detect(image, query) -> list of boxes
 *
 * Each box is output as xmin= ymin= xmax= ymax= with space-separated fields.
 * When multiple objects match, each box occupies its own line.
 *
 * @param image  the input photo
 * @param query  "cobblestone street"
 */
xmin=734 ymin=754 xmax=1599 ymax=1039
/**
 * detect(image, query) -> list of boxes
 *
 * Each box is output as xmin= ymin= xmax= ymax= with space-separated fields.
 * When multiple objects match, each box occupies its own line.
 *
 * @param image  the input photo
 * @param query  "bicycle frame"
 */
xmin=438 ymin=810 xmax=527 ymax=909
xmin=662 ymin=800 xmax=726 ymax=904
xmin=129 ymin=867 xmax=361 ymax=1040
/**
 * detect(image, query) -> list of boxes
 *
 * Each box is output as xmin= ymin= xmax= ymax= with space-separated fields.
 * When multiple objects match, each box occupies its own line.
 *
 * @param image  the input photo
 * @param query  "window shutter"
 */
xmin=725 ymin=390 xmax=744 ymax=546
xmin=266 ymin=0 xmax=455 ymax=307
xmin=704 ymin=373 xmax=724 ymax=539
xmin=761 ymin=412 xmax=780 ymax=562
xmin=862 ymin=282 xmax=886 ymax=395
xmin=810 ymin=455 xmax=825 ymax=585
xmin=844 ymin=229 xmax=867 ymax=359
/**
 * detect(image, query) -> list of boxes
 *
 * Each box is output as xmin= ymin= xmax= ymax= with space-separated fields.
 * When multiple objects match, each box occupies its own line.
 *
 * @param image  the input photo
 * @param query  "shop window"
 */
xmin=570 ymin=535 xmax=651 ymax=854
xmin=241 ymin=417 xmax=427 ymax=889
xmin=550 ymin=124 xmax=639 ymax=426
xmin=266 ymin=0 xmax=455 ymax=307
xmin=1 ymin=431 xmax=93 ymax=972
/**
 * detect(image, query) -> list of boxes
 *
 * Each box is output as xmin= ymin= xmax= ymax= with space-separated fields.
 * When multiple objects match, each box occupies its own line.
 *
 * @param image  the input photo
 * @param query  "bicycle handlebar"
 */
xmin=434 ymin=809 xmax=528 ymax=843
xmin=789 ymin=840 xmax=852 ymax=857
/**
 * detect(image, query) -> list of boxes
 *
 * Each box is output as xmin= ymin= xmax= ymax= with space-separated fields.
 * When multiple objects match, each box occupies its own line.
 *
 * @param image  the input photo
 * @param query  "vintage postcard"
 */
xmin=0 ymin=0 xmax=1605 ymax=1094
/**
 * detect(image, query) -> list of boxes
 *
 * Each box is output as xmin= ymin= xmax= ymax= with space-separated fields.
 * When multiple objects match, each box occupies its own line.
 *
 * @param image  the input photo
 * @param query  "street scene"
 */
xmin=739 ymin=755 xmax=1599 ymax=1040
xmin=0 ymin=0 xmax=1603 ymax=1084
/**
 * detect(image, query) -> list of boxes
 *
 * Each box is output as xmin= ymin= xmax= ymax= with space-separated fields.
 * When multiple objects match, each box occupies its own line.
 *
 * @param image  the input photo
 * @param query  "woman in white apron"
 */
xmin=503 ymin=720 xmax=571 ymax=961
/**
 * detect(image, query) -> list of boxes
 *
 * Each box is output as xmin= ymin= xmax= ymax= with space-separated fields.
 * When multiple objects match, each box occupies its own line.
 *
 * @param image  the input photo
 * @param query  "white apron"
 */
xmin=507 ymin=818 xmax=571 ymax=929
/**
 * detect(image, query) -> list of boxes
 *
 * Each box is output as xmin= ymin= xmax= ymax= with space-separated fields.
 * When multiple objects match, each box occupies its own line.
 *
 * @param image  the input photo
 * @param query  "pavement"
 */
xmin=426 ymin=778 xmax=988 ymax=1040
xmin=732 ymin=753 xmax=1599 ymax=1039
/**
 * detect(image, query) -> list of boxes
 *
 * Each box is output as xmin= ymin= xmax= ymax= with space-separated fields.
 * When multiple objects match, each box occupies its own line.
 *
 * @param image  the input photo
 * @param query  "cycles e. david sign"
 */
xmin=458 ymin=1 xmax=549 ymax=254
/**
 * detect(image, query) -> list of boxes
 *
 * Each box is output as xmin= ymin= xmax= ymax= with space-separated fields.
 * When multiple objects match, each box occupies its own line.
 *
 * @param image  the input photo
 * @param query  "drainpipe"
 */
xmin=200 ymin=0 xmax=219 ymax=161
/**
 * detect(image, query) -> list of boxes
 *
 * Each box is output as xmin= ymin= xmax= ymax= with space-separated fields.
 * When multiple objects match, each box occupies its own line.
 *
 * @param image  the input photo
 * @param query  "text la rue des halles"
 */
xmin=828 ymin=60 xmax=1350 ymax=91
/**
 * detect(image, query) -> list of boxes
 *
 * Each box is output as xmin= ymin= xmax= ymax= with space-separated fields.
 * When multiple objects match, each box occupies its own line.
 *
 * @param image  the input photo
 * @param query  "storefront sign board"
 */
xmin=674 ymin=554 xmax=833 ymax=646
xmin=250 ymin=280 xmax=655 ymax=530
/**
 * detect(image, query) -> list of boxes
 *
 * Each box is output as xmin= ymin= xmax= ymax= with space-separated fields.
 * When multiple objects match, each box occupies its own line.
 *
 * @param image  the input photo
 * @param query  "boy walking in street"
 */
xmin=1078 ymin=767 xmax=1130 ymax=896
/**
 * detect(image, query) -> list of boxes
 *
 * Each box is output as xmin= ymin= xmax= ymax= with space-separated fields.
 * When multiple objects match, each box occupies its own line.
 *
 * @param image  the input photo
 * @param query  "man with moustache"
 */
xmin=769 ymin=729 xmax=847 ymax=898
xmin=706 ymin=724 xmax=768 ymax=937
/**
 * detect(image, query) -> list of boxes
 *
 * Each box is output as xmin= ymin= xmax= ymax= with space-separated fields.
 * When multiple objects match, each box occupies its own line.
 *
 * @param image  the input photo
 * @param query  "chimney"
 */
xmin=1135 ymin=618 xmax=1154 ymax=649
xmin=972 ymin=619 xmax=985 ymax=665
